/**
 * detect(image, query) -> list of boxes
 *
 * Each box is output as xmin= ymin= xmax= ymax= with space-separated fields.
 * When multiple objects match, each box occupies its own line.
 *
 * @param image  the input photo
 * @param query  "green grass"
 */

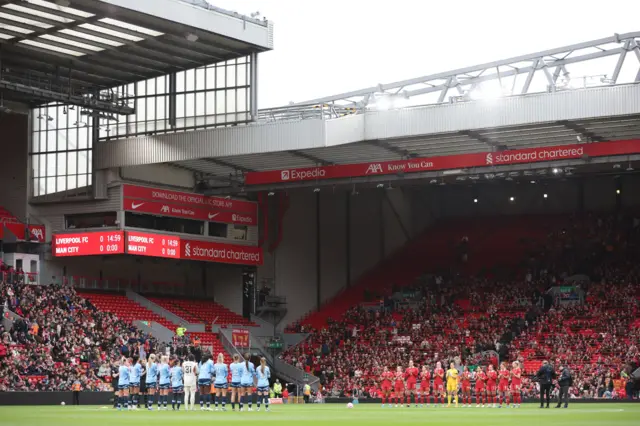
xmin=0 ymin=403 xmax=637 ymax=426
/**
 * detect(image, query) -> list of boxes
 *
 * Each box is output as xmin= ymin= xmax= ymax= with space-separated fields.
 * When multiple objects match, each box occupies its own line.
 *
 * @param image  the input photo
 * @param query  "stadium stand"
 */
xmin=282 ymin=212 xmax=640 ymax=399
xmin=148 ymin=297 xmax=256 ymax=327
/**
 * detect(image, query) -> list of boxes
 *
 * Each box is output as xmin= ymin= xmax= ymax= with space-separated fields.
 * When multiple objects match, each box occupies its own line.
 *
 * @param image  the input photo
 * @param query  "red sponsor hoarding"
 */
xmin=181 ymin=238 xmax=263 ymax=265
xmin=231 ymin=328 xmax=250 ymax=348
xmin=244 ymin=139 xmax=640 ymax=185
xmin=123 ymin=198 xmax=257 ymax=226
xmin=52 ymin=231 xmax=125 ymax=257
xmin=122 ymin=184 xmax=257 ymax=214
xmin=125 ymin=231 xmax=180 ymax=259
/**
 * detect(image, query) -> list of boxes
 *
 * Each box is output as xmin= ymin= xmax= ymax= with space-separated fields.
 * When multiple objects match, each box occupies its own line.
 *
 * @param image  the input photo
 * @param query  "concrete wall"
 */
xmin=0 ymin=114 xmax=29 ymax=220
xmin=119 ymin=164 xmax=195 ymax=189
xmin=258 ymin=187 xmax=414 ymax=326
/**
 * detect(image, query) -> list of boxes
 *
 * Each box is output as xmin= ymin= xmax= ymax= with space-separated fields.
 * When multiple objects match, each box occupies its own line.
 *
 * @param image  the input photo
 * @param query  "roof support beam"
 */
xmin=366 ymin=140 xmax=413 ymax=158
xmin=459 ymin=130 xmax=501 ymax=149
xmin=556 ymin=120 xmax=605 ymax=142
xmin=203 ymin=158 xmax=254 ymax=174
xmin=289 ymin=150 xmax=333 ymax=165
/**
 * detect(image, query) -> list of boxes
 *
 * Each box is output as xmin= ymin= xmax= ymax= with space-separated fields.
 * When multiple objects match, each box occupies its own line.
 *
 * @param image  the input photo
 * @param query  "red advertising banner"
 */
xmin=123 ymin=198 xmax=257 ymax=226
xmin=123 ymin=184 xmax=257 ymax=214
xmin=52 ymin=231 xmax=125 ymax=257
xmin=180 ymin=238 xmax=263 ymax=265
xmin=244 ymin=139 xmax=640 ymax=185
xmin=28 ymin=225 xmax=46 ymax=242
xmin=125 ymin=231 xmax=180 ymax=259
xmin=232 ymin=328 xmax=250 ymax=348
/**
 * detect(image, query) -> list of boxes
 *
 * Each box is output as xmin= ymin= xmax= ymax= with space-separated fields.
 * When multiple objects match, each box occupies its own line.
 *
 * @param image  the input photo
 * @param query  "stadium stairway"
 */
xmin=78 ymin=291 xmax=230 ymax=361
xmin=295 ymin=214 xmax=567 ymax=330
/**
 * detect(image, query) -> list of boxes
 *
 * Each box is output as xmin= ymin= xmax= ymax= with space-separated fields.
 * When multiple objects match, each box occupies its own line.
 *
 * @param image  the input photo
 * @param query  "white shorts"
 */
xmin=183 ymin=382 xmax=197 ymax=391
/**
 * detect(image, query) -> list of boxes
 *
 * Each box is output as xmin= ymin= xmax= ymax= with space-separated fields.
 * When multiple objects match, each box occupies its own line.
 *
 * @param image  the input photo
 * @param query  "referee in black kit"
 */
xmin=536 ymin=360 xmax=555 ymax=408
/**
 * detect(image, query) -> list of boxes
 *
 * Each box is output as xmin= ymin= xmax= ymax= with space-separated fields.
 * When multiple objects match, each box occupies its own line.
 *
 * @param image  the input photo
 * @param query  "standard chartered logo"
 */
xmin=185 ymin=242 xmax=191 ymax=257
xmin=485 ymin=153 xmax=493 ymax=165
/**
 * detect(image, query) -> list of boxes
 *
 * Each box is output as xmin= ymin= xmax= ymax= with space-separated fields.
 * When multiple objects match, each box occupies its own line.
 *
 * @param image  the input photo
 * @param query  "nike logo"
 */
xmin=208 ymin=212 xmax=219 ymax=220
xmin=131 ymin=202 xmax=144 ymax=210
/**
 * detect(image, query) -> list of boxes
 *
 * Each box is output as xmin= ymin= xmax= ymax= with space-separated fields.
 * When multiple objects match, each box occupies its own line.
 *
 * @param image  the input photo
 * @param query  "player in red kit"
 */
xmin=510 ymin=361 xmax=522 ymax=408
xmin=498 ymin=363 xmax=510 ymax=407
xmin=486 ymin=364 xmax=498 ymax=407
xmin=475 ymin=366 xmax=487 ymax=407
xmin=394 ymin=366 xmax=405 ymax=407
xmin=419 ymin=365 xmax=431 ymax=407
xmin=380 ymin=366 xmax=394 ymax=408
xmin=404 ymin=360 xmax=419 ymax=407
xmin=460 ymin=366 xmax=472 ymax=407
xmin=433 ymin=362 xmax=445 ymax=406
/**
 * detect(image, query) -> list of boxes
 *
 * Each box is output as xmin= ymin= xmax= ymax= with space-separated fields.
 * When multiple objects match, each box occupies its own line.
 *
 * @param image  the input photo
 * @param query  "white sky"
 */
xmin=210 ymin=0 xmax=640 ymax=108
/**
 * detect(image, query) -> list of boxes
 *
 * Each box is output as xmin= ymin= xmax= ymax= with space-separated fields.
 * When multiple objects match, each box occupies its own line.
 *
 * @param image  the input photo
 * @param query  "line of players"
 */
xmin=114 ymin=352 xmax=272 ymax=412
xmin=380 ymin=360 xmax=523 ymax=408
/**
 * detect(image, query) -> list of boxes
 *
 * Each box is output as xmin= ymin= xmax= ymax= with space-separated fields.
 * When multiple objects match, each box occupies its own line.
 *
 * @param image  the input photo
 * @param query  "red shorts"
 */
xmin=486 ymin=382 xmax=497 ymax=393
xmin=511 ymin=381 xmax=521 ymax=391
xmin=461 ymin=383 xmax=471 ymax=392
xmin=420 ymin=384 xmax=430 ymax=395
xmin=381 ymin=383 xmax=392 ymax=392
xmin=498 ymin=382 xmax=509 ymax=393
xmin=433 ymin=381 xmax=444 ymax=393
xmin=406 ymin=380 xmax=417 ymax=391
xmin=394 ymin=382 xmax=405 ymax=393
xmin=476 ymin=383 xmax=485 ymax=392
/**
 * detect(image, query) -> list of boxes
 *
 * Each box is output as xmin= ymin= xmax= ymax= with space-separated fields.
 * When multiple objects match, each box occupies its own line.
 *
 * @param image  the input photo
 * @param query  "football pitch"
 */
xmin=0 ymin=403 xmax=637 ymax=426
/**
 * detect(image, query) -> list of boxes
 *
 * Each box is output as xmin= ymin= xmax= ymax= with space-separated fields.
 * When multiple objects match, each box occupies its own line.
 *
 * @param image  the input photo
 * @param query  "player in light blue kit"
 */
xmin=198 ymin=353 xmax=214 ymax=410
xmin=117 ymin=357 xmax=131 ymax=411
xmin=256 ymin=357 xmax=271 ymax=412
xmin=229 ymin=353 xmax=244 ymax=411
xmin=158 ymin=356 xmax=171 ymax=410
xmin=170 ymin=359 xmax=184 ymax=411
xmin=129 ymin=357 xmax=143 ymax=410
xmin=145 ymin=354 xmax=158 ymax=410
xmin=213 ymin=353 xmax=229 ymax=411
xmin=240 ymin=352 xmax=257 ymax=411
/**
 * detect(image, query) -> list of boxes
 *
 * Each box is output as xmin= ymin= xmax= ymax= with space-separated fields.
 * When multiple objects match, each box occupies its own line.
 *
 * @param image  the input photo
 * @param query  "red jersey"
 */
xmin=405 ymin=367 xmax=419 ymax=382
xmin=381 ymin=371 xmax=394 ymax=384
xmin=475 ymin=371 xmax=487 ymax=383
xmin=394 ymin=371 xmax=405 ymax=383
xmin=486 ymin=370 xmax=497 ymax=383
xmin=420 ymin=370 xmax=431 ymax=382
xmin=511 ymin=367 xmax=522 ymax=382
xmin=461 ymin=371 xmax=471 ymax=384
xmin=434 ymin=368 xmax=445 ymax=382
xmin=498 ymin=369 xmax=510 ymax=383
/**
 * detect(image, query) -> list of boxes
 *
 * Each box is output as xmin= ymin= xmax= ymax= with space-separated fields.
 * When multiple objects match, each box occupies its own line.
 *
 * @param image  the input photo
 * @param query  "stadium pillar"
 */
xmin=379 ymin=193 xmax=385 ymax=262
xmin=316 ymin=191 xmax=321 ymax=310
xmin=250 ymin=52 xmax=259 ymax=121
xmin=345 ymin=193 xmax=351 ymax=288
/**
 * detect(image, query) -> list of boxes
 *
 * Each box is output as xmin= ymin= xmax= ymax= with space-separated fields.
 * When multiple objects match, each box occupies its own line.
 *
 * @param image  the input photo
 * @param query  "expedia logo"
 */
xmin=281 ymin=170 xmax=290 ymax=180
xmin=232 ymin=214 xmax=252 ymax=224
xmin=184 ymin=242 xmax=191 ymax=257
xmin=365 ymin=163 xmax=383 ymax=174
xmin=485 ymin=153 xmax=493 ymax=165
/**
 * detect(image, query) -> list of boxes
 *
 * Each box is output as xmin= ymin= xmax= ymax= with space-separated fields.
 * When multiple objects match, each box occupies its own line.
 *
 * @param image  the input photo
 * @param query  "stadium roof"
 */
xmin=0 ymin=0 xmax=273 ymax=114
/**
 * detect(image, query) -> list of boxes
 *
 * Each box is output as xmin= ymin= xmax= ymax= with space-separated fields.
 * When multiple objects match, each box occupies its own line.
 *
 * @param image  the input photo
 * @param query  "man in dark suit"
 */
xmin=556 ymin=365 xmax=573 ymax=408
xmin=536 ymin=360 xmax=555 ymax=408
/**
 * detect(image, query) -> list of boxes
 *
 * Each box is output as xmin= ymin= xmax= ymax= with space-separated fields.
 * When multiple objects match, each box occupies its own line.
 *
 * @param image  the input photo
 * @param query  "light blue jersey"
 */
xmin=256 ymin=365 xmax=270 ymax=388
xmin=230 ymin=362 xmax=244 ymax=384
xmin=170 ymin=366 xmax=183 ymax=387
xmin=159 ymin=363 xmax=171 ymax=385
xmin=146 ymin=363 xmax=158 ymax=384
xmin=213 ymin=362 xmax=228 ymax=385
xmin=241 ymin=361 xmax=256 ymax=386
xmin=118 ymin=365 xmax=130 ymax=387
xmin=130 ymin=363 xmax=142 ymax=384
xmin=198 ymin=360 xmax=213 ymax=380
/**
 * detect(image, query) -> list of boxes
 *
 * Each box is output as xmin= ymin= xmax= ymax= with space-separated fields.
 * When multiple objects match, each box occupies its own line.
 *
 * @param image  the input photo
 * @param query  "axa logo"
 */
xmin=365 ymin=163 xmax=383 ymax=174
xmin=131 ymin=202 xmax=144 ymax=210
xmin=485 ymin=153 xmax=493 ymax=165
xmin=281 ymin=170 xmax=290 ymax=181
xmin=184 ymin=242 xmax=191 ymax=257
xmin=31 ymin=227 xmax=44 ymax=241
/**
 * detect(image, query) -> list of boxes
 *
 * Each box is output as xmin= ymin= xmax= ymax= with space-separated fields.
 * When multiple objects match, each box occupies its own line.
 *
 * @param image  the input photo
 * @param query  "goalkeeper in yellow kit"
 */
xmin=446 ymin=362 xmax=459 ymax=407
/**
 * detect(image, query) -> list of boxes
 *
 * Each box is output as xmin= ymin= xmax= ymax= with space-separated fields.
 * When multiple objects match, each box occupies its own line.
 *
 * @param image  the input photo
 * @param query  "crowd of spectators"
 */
xmin=0 ymin=277 xmax=158 ymax=392
xmin=282 ymin=212 xmax=640 ymax=400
